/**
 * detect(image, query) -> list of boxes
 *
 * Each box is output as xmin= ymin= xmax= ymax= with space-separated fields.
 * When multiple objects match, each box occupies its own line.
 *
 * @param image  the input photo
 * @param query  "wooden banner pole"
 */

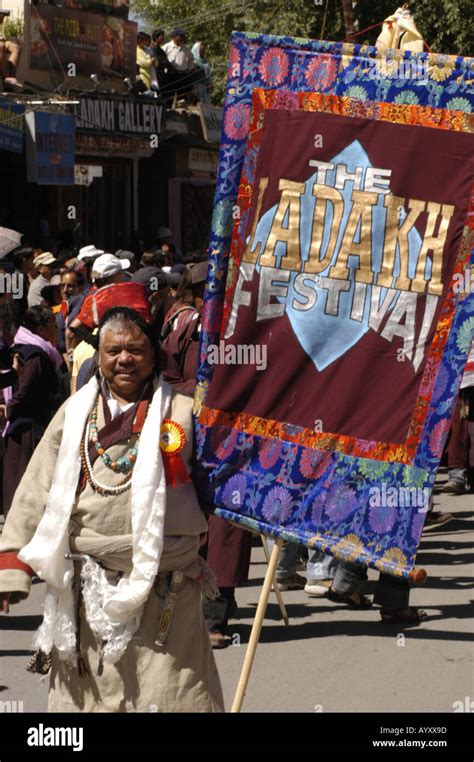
xmin=231 ymin=537 xmax=284 ymax=713
xmin=260 ymin=534 xmax=289 ymax=626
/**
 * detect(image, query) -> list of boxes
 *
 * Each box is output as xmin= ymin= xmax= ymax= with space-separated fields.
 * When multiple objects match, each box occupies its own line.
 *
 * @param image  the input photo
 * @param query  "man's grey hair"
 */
xmin=99 ymin=315 xmax=143 ymax=344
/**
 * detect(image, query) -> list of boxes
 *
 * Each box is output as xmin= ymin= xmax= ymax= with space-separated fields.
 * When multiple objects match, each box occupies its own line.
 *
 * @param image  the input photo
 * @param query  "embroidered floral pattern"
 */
xmin=324 ymin=485 xmax=358 ymax=522
xmin=223 ymin=103 xmax=251 ymax=140
xmin=222 ymin=474 xmax=248 ymax=509
xmin=429 ymin=418 xmax=451 ymax=458
xmin=258 ymin=48 xmax=290 ymax=86
xmin=304 ymin=54 xmax=338 ymax=90
xmin=262 ymin=486 xmax=294 ymax=523
xmin=368 ymin=504 xmax=398 ymax=534
xmin=427 ymin=54 xmax=456 ymax=82
xmin=195 ymin=32 xmax=473 ymax=580
xmin=258 ymin=438 xmax=284 ymax=469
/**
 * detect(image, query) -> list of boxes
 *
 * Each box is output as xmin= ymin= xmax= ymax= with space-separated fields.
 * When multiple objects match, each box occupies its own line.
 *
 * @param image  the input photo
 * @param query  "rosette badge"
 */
xmin=159 ymin=420 xmax=190 ymax=486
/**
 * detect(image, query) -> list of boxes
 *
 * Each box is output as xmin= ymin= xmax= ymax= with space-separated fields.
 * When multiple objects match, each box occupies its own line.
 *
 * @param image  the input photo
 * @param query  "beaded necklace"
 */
xmin=89 ymin=397 xmax=139 ymax=474
xmin=80 ymin=395 xmax=139 ymax=496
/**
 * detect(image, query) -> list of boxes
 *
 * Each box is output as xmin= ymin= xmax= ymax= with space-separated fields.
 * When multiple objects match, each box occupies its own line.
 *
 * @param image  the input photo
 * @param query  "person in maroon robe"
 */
xmin=2 ymin=306 xmax=67 ymax=517
xmin=161 ymin=262 xmax=253 ymax=648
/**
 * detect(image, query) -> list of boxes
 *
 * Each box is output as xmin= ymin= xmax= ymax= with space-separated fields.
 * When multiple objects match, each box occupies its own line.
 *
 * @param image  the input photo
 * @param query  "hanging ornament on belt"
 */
xmin=159 ymin=420 xmax=190 ymax=486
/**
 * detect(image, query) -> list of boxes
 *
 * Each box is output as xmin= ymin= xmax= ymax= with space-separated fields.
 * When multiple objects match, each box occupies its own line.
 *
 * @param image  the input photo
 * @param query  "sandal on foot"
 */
xmin=380 ymin=607 xmax=427 ymax=625
xmin=327 ymin=588 xmax=372 ymax=609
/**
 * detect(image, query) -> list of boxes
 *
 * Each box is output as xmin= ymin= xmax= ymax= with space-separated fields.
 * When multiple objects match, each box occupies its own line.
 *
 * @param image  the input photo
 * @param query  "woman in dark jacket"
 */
xmin=2 ymin=306 xmax=67 ymax=516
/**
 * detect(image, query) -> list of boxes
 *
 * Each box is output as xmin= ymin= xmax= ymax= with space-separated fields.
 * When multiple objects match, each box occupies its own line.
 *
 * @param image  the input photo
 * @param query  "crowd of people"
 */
xmin=0 ymin=222 xmax=471 ymax=711
xmin=135 ymin=27 xmax=213 ymax=104
xmin=0 ymin=14 xmax=212 ymax=103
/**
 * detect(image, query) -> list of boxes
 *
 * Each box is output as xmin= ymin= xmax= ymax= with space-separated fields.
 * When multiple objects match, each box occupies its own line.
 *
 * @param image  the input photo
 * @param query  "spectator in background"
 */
xmin=2 ymin=306 xmax=66 ymax=517
xmin=161 ymin=264 xmax=205 ymax=387
xmin=77 ymin=245 xmax=104 ymax=264
xmin=161 ymin=242 xmax=177 ymax=270
xmin=155 ymin=226 xmax=183 ymax=263
xmin=58 ymin=269 xmax=85 ymax=324
xmin=67 ymin=253 xmax=130 ymax=347
xmin=191 ymin=41 xmax=212 ymax=104
xmin=139 ymin=250 xmax=166 ymax=269
xmin=151 ymin=28 xmax=177 ymax=89
xmin=161 ymin=262 xmax=252 ymax=647
xmin=136 ymin=31 xmax=159 ymax=93
xmin=40 ymin=276 xmax=62 ymax=312
xmin=132 ymin=266 xmax=173 ymax=324
xmin=40 ymin=276 xmax=70 ymax=367
xmin=162 ymin=28 xmax=194 ymax=72
xmin=27 ymin=252 xmax=57 ymax=308
xmin=155 ymin=226 xmax=173 ymax=248
xmin=116 ymin=249 xmax=138 ymax=275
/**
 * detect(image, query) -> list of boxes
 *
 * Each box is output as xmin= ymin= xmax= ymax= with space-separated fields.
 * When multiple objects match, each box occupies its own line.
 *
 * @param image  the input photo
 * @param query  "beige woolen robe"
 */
xmin=0 ymin=386 xmax=224 ymax=713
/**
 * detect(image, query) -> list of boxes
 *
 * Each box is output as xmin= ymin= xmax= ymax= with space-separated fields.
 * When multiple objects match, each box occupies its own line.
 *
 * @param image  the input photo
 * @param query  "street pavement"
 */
xmin=0 ymin=470 xmax=472 ymax=713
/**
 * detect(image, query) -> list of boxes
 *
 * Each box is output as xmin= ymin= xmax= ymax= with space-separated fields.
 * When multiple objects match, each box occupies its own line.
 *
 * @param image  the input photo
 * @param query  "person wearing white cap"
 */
xmin=66 ymin=254 xmax=131 ymax=351
xmin=78 ymin=245 xmax=105 ymax=262
xmin=91 ymin=253 xmax=131 ymax=282
xmin=27 ymin=252 xmax=57 ymax=308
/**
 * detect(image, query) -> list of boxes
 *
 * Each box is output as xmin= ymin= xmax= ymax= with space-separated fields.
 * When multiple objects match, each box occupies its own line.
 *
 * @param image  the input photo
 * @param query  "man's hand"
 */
xmin=1 ymin=592 xmax=11 ymax=613
xmin=0 ymin=403 xmax=7 ymax=426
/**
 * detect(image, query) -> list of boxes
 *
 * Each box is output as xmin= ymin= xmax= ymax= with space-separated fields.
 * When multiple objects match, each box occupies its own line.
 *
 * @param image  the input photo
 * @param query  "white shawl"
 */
xmin=18 ymin=374 xmax=172 ymax=664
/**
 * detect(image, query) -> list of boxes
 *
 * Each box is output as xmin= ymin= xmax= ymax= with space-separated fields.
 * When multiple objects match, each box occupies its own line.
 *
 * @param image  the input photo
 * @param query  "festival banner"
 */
xmin=194 ymin=33 xmax=474 ymax=578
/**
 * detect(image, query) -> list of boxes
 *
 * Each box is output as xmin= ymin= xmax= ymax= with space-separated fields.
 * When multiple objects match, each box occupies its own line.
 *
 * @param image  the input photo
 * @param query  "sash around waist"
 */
xmin=69 ymin=531 xmax=202 ymax=578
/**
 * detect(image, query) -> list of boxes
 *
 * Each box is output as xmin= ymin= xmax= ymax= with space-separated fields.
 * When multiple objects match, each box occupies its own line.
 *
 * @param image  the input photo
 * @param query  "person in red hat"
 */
xmin=0 ymin=305 xmax=224 ymax=712
xmin=67 ymin=254 xmax=150 ymax=340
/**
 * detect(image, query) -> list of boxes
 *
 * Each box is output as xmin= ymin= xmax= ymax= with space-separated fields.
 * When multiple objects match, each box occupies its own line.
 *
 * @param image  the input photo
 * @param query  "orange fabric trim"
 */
xmin=208 ymin=90 xmax=474 ymax=464
xmin=0 ymin=552 xmax=34 ymax=576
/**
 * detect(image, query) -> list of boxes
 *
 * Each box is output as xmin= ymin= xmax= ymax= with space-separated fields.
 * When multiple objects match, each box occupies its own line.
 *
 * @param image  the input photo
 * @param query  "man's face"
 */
xmin=173 ymin=35 xmax=184 ymax=46
xmin=99 ymin=323 xmax=155 ymax=401
xmin=60 ymin=272 xmax=79 ymax=298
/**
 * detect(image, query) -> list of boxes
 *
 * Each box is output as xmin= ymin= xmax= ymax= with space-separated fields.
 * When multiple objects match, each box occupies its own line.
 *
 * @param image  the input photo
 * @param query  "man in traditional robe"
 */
xmin=0 ymin=306 xmax=224 ymax=712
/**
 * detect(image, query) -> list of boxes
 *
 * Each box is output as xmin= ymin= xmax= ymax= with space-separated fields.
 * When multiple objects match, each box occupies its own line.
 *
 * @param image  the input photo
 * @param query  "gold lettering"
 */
xmin=329 ymin=190 xmax=378 ymax=283
xmin=412 ymin=202 xmax=454 ymax=295
xmin=305 ymin=184 xmax=344 ymax=274
xmin=242 ymin=177 xmax=269 ymax=264
xmin=259 ymin=179 xmax=305 ymax=270
xmin=377 ymin=195 xmax=425 ymax=291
